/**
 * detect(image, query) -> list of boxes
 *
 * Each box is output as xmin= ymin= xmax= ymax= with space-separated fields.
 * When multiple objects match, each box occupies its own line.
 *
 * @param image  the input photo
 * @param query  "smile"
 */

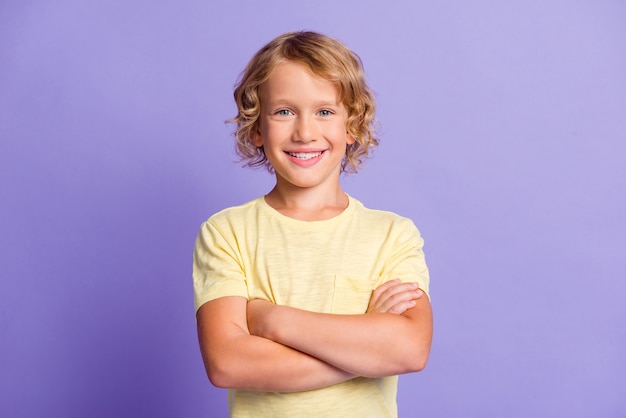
xmin=286 ymin=151 xmax=324 ymax=160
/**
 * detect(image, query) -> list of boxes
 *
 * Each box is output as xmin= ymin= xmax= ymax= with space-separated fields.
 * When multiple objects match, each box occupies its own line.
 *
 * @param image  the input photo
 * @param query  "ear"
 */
xmin=346 ymin=131 xmax=356 ymax=145
xmin=252 ymin=127 xmax=263 ymax=147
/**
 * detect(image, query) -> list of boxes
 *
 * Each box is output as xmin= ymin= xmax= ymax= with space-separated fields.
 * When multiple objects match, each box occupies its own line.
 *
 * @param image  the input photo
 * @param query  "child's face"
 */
xmin=253 ymin=61 xmax=355 ymax=191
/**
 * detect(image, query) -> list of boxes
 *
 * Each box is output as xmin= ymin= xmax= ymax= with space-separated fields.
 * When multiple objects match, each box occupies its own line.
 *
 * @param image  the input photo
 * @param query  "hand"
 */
xmin=246 ymin=299 xmax=274 ymax=337
xmin=366 ymin=279 xmax=424 ymax=315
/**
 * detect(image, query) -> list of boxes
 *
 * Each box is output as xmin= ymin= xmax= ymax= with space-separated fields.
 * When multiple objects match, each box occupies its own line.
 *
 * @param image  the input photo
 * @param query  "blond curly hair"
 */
xmin=230 ymin=31 xmax=378 ymax=173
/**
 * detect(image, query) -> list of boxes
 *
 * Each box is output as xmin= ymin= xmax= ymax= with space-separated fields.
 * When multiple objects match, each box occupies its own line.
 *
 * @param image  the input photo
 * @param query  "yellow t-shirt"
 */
xmin=193 ymin=195 xmax=429 ymax=418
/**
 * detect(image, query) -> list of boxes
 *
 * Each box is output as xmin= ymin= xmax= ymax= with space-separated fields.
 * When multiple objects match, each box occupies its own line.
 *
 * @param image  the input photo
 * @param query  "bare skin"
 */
xmin=367 ymin=278 xmax=425 ymax=314
xmin=196 ymin=61 xmax=433 ymax=391
xmin=246 ymin=282 xmax=431 ymax=378
xmin=197 ymin=280 xmax=431 ymax=391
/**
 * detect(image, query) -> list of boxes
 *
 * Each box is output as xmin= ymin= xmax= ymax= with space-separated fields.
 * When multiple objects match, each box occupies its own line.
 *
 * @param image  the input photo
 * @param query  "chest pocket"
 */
xmin=331 ymin=274 xmax=374 ymax=314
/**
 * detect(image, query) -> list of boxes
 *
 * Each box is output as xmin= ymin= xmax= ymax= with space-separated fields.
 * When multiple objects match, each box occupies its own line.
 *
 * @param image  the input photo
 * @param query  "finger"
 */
xmin=369 ymin=288 xmax=423 ymax=314
xmin=388 ymin=299 xmax=417 ymax=315
xmin=367 ymin=279 xmax=400 ymax=310
xmin=377 ymin=281 xmax=421 ymax=303
xmin=368 ymin=280 xmax=423 ymax=313
xmin=379 ymin=288 xmax=422 ymax=311
xmin=371 ymin=279 xmax=401 ymax=297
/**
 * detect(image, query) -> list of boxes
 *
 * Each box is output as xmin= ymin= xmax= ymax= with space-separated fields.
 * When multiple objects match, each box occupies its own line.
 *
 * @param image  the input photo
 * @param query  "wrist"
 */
xmin=261 ymin=303 xmax=282 ymax=341
xmin=247 ymin=299 xmax=282 ymax=339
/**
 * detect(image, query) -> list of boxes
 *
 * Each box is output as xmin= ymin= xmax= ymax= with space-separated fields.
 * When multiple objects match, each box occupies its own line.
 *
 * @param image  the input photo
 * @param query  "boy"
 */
xmin=193 ymin=31 xmax=432 ymax=417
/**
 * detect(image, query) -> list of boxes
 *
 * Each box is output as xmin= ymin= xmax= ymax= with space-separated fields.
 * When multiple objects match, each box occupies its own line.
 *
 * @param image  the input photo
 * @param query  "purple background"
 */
xmin=1 ymin=1 xmax=625 ymax=417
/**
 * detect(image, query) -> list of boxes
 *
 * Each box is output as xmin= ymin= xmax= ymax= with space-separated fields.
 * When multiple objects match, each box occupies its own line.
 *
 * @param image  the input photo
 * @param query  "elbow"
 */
xmin=400 ymin=316 xmax=433 ymax=373
xmin=206 ymin=368 xmax=230 ymax=389
xmin=369 ymin=345 xmax=430 ymax=377
xmin=204 ymin=358 xmax=240 ymax=389
xmin=399 ymin=342 xmax=431 ymax=374
xmin=369 ymin=352 xmax=429 ymax=378
xmin=406 ymin=352 xmax=429 ymax=373
xmin=396 ymin=354 xmax=428 ymax=375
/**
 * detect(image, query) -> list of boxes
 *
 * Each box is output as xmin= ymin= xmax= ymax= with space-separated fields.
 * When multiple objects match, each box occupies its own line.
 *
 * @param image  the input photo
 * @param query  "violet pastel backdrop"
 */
xmin=1 ymin=1 xmax=625 ymax=417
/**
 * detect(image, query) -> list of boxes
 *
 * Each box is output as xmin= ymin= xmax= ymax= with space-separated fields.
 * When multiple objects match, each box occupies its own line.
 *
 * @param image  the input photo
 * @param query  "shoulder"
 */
xmin=195 ymin=197 xmax=266 ymax=243
xmin=204 ymin=197 xmax=264 ymax=225
xmin=351 ymin=196 xmax=419 ymax=231
xmin=349 ymin=197 xmax=424 ymax=249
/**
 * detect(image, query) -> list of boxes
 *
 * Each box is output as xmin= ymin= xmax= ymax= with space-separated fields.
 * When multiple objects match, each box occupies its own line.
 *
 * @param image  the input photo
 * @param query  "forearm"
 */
xmin=251 ymin=298 xmax=433 ymax=378
xmin=207 ymin=334 xmax=353 ymax=392
xmin=197 ymin=298 xmax=353 ymax=392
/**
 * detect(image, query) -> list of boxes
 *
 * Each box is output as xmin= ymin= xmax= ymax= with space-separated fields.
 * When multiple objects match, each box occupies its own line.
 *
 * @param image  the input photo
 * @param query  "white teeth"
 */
xmin=287 ymin=151 xmax=323 ymax=160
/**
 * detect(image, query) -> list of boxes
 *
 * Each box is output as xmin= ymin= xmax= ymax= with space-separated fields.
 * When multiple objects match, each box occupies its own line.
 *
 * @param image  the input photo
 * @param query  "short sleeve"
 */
xmin=192 ymin=220 xmax=249 ymax=312
xmin=376 ymin=218 xmax=430 ymax=298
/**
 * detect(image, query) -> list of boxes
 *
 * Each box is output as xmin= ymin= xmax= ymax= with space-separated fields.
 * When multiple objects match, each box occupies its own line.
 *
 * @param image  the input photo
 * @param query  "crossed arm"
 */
xmin=196 ymin=280 xmax=433 ymax=393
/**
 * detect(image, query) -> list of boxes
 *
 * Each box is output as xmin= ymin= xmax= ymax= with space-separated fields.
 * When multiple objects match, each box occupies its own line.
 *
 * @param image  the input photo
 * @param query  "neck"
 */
xmin=264 ymin=182 xmax=349 ymax=221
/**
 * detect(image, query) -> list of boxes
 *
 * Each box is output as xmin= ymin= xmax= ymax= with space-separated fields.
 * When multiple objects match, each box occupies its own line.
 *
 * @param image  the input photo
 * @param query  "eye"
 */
xmin=318 ymin=109 xmax=334 ymax=117
xmin=275 ymin=109 xmax=292 ymax=116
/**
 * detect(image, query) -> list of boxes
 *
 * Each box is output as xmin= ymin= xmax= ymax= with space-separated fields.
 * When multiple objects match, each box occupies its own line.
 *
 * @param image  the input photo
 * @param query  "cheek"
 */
xmin=336 ymin=123 xmax=355 ymax=145
xmin=258 ymin=123 xmax=289 ymax=150
xmin=273 ymin=122 xmax=298 ymax=138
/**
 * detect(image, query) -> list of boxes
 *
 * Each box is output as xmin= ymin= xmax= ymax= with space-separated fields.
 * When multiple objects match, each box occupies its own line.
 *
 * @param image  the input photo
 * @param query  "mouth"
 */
xmin=285 ymin=151 xmax=325 ymax=160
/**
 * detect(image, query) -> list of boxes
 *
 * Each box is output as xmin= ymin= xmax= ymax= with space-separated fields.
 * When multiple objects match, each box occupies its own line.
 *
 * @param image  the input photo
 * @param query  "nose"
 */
xmin=293 ymin=115 xmax=318 ymax=143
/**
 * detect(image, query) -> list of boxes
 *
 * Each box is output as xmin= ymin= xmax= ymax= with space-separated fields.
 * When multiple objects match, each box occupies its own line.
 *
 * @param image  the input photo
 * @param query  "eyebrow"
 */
xmin=267 ymin=99 xmax=341 ymax=107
